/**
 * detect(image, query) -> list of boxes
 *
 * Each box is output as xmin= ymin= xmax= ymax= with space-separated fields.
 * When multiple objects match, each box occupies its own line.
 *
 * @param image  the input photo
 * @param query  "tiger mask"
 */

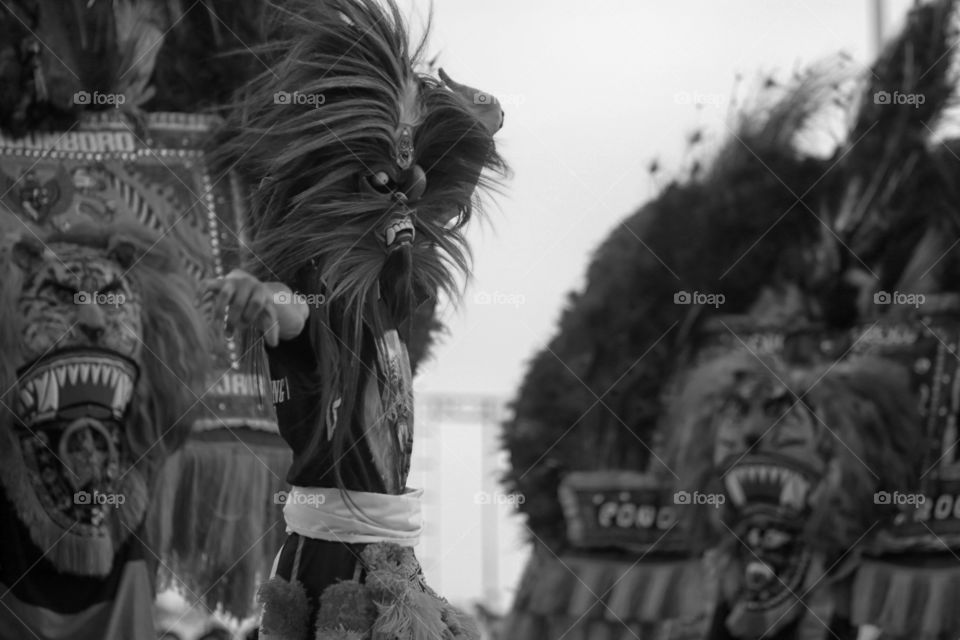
xmin=663 ymin=350 xmax=922 ymax=639
xmin=0 ymin=221 xmax=212 ymax=577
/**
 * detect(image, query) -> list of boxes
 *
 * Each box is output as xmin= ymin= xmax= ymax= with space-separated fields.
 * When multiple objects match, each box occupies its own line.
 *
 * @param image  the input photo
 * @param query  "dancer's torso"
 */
xmin=266 ymin=317 xmax=414 ymax=494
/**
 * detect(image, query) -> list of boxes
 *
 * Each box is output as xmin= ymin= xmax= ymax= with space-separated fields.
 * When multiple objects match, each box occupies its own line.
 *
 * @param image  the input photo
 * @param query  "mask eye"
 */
xmin=41 ymin=279 xmax=76 ymax=303
xmin=364 ymin=171 xmax=395 ymax=195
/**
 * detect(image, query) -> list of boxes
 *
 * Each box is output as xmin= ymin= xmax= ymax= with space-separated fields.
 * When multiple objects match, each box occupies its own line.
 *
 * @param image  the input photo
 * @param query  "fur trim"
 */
xmin=439 ymin=604 xmax=481 ymax=640
xmin=258 ymin=576 xmax=311 ymax=640
xmin=316 ymin=580 xmax=378 ymax=633
xmin=309 ymin=543 xmax=480 ymax=640
xmin=370 ymin=589 xmax=446 ymax=640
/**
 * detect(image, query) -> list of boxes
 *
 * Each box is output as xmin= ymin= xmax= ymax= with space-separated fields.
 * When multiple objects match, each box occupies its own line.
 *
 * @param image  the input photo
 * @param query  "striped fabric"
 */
xmin=851 ymin=555 xmax=960 ymax=638
xmin=503 ymin=547 xmax=713 ymax=640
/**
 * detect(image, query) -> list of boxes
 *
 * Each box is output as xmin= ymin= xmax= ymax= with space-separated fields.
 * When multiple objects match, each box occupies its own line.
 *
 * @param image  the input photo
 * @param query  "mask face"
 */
xmin=4 ymin=241 xmax=148 ymax=577
xmin=666 ymin=337 xmax=924 ymax=639
xmin=16 ymin=242 xmax=142 ymax=363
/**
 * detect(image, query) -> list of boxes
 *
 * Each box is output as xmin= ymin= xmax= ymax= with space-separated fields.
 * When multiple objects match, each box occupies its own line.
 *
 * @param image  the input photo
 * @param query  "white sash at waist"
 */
xmin=282 ymin=486 xmax=423 ymax=546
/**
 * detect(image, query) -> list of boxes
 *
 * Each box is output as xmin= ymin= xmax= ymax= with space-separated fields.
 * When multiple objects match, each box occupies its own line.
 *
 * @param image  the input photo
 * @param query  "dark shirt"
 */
xmin=265 ymin=315 xmax=413 ymax=493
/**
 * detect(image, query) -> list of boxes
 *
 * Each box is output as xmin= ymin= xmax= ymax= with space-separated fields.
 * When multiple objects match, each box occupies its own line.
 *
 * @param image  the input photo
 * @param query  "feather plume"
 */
xmin=502 ymin=72 xmax=835 ymax=545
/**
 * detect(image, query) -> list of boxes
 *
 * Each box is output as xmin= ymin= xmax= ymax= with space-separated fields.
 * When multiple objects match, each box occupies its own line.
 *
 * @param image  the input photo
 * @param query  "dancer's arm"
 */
xmin=210 ymin=268 xmax=309 ymax=346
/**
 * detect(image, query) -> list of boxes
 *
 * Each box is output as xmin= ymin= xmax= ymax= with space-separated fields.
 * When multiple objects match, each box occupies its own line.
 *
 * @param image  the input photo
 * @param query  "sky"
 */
xmin=389 ymin=0 xmax=921 ymax=609
xmin=397 ymin=0 xmax=915 ymax=400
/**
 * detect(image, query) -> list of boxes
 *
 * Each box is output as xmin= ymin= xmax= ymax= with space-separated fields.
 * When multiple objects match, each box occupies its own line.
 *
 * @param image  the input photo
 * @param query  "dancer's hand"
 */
xmin=206 ymin=269 xmax=308 ymax=346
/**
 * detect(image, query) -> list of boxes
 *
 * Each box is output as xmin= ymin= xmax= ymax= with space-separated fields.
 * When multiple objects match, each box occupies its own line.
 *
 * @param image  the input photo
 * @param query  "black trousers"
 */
xmin=270 ymin=532 xmax=369 ymax=629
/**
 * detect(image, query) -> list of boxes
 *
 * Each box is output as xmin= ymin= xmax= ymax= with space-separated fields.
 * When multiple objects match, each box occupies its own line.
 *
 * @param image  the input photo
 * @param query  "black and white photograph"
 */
xmin=0 ymin=1 xmax=956 ymax=639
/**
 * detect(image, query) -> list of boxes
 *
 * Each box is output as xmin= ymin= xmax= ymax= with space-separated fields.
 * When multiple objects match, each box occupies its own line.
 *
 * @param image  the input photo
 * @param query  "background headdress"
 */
xmin=502 ymin=1 xmax=960 ymax=637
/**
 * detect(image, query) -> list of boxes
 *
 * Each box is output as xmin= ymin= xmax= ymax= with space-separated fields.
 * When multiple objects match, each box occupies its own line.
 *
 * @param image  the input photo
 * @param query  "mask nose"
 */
xmin=395 ymin=164 xmax=427 ymax=203
xmin=77 ymin=303 xmax=106 ymax=342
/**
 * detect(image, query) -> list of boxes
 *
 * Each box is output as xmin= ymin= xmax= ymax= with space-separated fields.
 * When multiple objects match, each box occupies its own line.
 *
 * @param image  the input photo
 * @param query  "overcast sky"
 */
xmin=396 ymin=0 xmax=915 ymax=400
xmin=391 ymin=0 xmax=921 ymax=606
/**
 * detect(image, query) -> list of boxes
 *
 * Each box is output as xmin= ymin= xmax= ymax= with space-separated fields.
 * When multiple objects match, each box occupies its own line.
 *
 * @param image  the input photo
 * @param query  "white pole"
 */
xmin=480 ymin=397 xmax=501 ymax=610
xmin=870 ymin=0 xmax=885 ymax=55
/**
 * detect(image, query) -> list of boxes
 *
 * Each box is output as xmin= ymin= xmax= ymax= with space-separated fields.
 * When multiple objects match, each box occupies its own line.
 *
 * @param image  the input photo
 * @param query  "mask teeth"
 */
xmin=725 ymin=472 xmax=746 ymax=506
xmin=18 ymin=357 xmax=137 ymax=422
xmin=384 ymin=216 xmax=415 ymax=247
xmin=19 ymin=378 xmax=36 ymax=413
xmin=780 ymin=472 xmax=810 ymax=510
xmin=112 ymin=372 xmax=134 ymax=416
xmin=725 ymin=463 xmax=812 ymax=510
xmin=37 ymin=370 xmax=58 ymax=414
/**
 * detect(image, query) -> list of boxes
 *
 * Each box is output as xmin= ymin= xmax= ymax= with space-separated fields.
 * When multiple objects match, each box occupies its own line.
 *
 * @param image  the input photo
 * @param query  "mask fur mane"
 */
xmin=213 ymin=0 xmax=505 ymax=486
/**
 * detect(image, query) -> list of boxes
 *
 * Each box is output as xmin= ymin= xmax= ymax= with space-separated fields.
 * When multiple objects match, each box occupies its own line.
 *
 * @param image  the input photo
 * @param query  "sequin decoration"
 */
xmin=395 ymin=124 xmax=414 ymax=170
